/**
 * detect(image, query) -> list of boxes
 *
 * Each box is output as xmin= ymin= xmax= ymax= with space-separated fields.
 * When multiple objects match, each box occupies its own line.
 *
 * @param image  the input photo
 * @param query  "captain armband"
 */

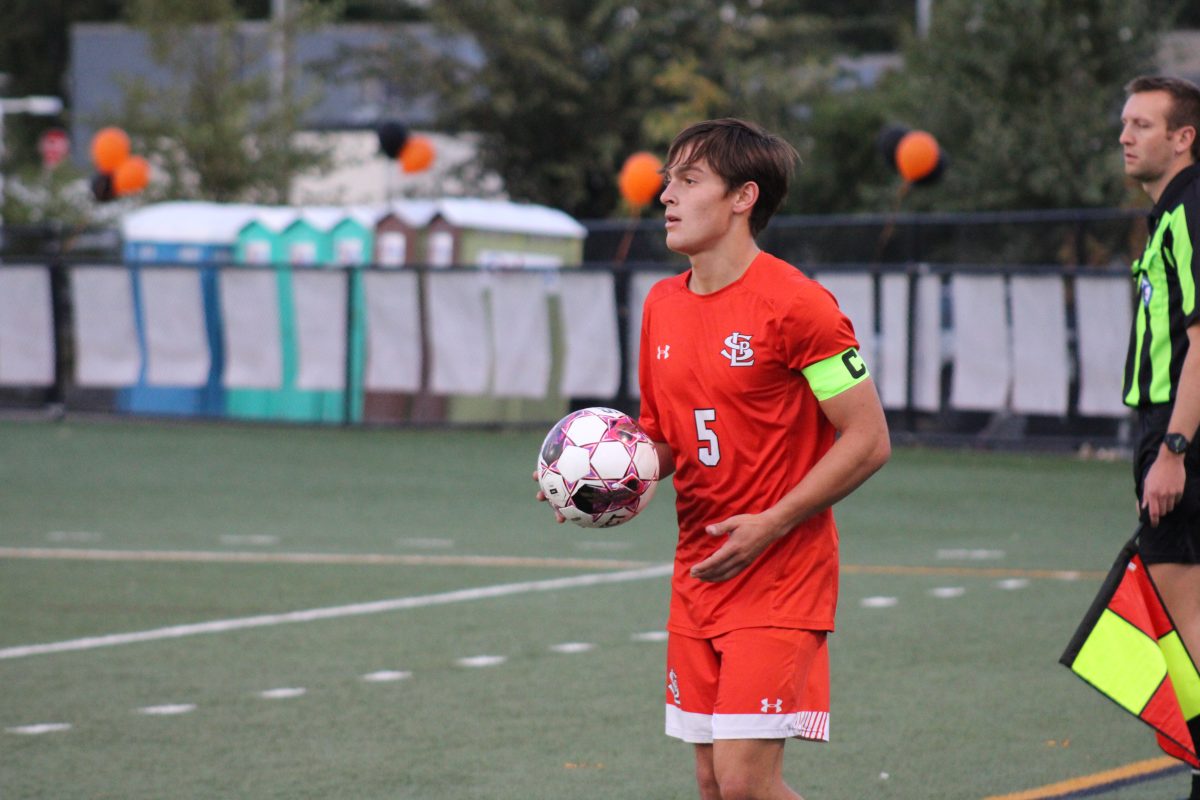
xmin=802 ymin=347 xmax=870 ymax=401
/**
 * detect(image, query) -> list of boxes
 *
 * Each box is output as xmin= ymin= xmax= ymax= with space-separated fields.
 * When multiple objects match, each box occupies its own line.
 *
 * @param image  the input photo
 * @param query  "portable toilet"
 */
xmin=364 ymin=200 xmax=437 ymax=423
xmin=372 ymin=200 xmax=437 ymax=268
xmin=226 ymin=207 xmax=300 ymax=421
xmin=420 ymin=199 xmax=587 ymax=425
xmin=118 ymin=201 xmax=260 ymax=418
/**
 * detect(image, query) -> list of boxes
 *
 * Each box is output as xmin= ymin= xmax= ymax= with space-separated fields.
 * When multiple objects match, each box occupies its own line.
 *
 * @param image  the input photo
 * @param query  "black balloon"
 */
xmin=377 ymin=121 xmax=410 ymax=159
xmin=91 ymin=172 xmax=115 ymax=203
xmin=876 ymin=125 xmax=910 ymax=172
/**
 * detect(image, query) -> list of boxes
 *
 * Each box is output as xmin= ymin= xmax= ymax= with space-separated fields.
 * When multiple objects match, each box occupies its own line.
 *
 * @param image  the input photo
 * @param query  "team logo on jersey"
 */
xmin=668 ymin=669 xmax=681 ymax=707
xmin=721 ymin=332 xmax=754 ymax=366
xmin=761 ymin=698 xmax=783 ymax=713
xmin=1140 ymin=275 xmax=1153 ymax=307
xmin=657 ymin=344 xmax=671 ymax=360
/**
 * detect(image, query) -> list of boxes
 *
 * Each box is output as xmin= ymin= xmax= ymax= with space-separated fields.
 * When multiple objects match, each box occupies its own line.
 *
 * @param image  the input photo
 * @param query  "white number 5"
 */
xmin=694 ymin=408 xmax=720 ymax=467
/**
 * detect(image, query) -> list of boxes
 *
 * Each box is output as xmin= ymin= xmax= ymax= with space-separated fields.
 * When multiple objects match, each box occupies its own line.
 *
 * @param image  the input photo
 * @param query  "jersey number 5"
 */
xmin=694 ymin=409 xmax=720 ymax=467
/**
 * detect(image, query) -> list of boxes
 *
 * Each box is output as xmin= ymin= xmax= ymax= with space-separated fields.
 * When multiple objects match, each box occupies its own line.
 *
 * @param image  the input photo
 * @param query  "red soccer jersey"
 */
xmin=638 ymin=252 xmax=860 ymax=637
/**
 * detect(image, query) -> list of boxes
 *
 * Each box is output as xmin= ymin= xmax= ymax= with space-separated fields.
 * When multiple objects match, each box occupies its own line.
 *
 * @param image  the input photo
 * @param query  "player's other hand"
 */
xmin=690 ymin=513 xmax=784 ymax=582
xmin=532 ymin=469 xmax=566 ymax=523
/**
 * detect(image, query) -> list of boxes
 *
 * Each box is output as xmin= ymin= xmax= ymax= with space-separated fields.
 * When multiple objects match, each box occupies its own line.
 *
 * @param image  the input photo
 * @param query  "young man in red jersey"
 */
xmin=639 ymin=118 xmax=890 ymax=800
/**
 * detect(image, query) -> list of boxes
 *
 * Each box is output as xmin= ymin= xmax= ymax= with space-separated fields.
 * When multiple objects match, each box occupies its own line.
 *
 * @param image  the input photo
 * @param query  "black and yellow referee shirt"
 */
xmin=1123 ymin=163 xmax=1200 ymax=408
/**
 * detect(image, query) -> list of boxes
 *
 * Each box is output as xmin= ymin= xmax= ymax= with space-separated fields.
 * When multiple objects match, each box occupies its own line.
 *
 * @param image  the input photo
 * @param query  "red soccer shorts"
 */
xmin=664 ymin=627 xmax=830 ymax=744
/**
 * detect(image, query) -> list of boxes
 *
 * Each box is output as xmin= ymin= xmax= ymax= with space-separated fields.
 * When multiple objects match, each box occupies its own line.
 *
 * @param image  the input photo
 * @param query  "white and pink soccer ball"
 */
xmin=537 ymin=407 xmax=660 ymax=528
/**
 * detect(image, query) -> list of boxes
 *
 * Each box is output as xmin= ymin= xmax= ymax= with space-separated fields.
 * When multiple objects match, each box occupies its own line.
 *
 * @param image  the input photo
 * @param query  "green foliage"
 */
xmin=114 ymin=0 xmax=335 ymax=203
xmin=876 ymin=0 xmax=1165 ymax=211
xmin=421 ymin=0 xmax=841 ymax=218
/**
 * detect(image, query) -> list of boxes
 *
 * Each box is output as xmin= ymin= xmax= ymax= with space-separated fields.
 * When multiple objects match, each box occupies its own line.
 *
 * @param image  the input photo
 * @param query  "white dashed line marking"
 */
xmin=632 ymin=631 xmax=668 ymax=642
xmin=860 ymin=596 xmax=899 ymax=608
xmin=929 ymin=587 xmax=965 ymax=599
xmin=7 ymin=723 xmax=71 ymax=735
xmin=996 ymin=578 xmax=1031 ymax=590
xmin=550 ymin=642 xmax=595 ymax=654
xmin=138 ymin=704 xmax=196 ymax=716
xmin=456 ymin=655 xmax=506 ymax=668
xmin=361 ymin=670 xmax=411 ymax=683
xmin=259 ymin=687 xmax=306 ymax=699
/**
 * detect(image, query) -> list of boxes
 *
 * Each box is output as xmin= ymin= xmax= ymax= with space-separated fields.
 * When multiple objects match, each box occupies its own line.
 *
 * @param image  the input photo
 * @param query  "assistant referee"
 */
xmin=1119 ymin=74 xmax=1200 ymax=797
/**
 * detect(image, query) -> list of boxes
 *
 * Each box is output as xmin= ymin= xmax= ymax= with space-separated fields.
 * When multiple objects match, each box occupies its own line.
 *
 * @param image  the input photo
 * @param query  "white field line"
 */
xmin=0 ymin=547 xmax=652 ymax=571
xmin=0 ymin=563 xmax=673 ymax=661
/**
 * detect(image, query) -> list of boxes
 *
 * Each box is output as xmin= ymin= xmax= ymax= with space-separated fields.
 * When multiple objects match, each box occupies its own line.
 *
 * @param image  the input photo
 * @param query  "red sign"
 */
xmin=38 ymin=128 xmax=70 ymax=168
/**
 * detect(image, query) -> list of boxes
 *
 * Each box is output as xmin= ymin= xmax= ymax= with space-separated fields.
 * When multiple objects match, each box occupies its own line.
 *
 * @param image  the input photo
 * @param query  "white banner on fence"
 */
xmin=292 ymin=272 xmax=346 ymax=391
xmin=559 ymin=272 xmax=620 ymax=399
xmin=911 ymin=274 xmax=943 ymax=412
xmin=626 ymin=271 xmax=674 ymax=399
xmin=427 ymin=272 xmax=490 ymax=395
xmin=220 ymin=270 xmax=282 ymax=389
xmin=814 ymin=273 xmax=876 ymax=389
xmin=1076 ymin=275 xmax=1133 ymax=417
xmin=0 ymin=266 xmax=55 ymax=387
xmin=950 ymin=274 xmax=1010 ymax=411
xmin=363 ymin=272 xmax=421 ymax=392
xmin=877 ymin=273 xmax=909 ymax=410
xmin=1010 ymin=275 xmax=1068 ymax=414
xmin=490 ymin=272 xmax=550 ymax=398
xmin=140 ymin=268 xmax=210 ymax=387
xmin=71 ymin=267 xmax=140 ymax=387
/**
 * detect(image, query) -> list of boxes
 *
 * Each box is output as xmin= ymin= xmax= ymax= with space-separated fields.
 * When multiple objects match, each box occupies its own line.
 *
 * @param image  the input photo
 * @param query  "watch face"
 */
xmin=1165 ymin=433 xmax=1190 ymax=454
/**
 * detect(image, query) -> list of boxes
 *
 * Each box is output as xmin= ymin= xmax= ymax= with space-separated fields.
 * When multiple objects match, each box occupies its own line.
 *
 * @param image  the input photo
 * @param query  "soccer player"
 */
xmin=639 ymin=118 xmax=891 ymax=799
xmin=1119 ymin=75 xmax=1200 ymax=798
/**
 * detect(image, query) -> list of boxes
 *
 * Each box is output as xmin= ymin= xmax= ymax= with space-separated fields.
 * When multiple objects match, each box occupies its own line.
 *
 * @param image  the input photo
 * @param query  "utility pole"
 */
xmin=916 ymin=0 xmax=933 ymax=39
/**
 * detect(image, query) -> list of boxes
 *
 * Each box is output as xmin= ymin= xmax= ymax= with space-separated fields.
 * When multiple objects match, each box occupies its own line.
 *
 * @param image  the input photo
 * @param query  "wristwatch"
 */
xmin=1164 ymin=432 xmax=1190 ymax=454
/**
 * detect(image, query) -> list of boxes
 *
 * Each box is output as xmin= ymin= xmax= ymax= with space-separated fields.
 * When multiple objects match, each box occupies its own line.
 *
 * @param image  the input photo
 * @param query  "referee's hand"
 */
xmin=1142 ymin=452 xmax=1186 ymax=526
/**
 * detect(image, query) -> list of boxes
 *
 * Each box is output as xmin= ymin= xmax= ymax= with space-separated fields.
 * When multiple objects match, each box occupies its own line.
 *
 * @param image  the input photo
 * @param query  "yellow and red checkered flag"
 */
xmin=1061 ymin=534 xmax=1200 ymax=767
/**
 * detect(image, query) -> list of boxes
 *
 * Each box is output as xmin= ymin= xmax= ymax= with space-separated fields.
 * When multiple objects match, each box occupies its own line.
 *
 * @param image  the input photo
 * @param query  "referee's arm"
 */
xmin=1143 ymin=323 xmax=1200 ymax=526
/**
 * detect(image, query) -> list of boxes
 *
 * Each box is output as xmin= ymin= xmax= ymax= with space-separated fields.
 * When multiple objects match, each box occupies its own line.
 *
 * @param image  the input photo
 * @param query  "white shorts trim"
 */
xmin=665 ymin=705 xmax=830 ymax=743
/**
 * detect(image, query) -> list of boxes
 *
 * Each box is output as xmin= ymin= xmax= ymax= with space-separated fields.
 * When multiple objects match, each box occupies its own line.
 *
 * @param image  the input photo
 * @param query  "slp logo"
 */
xmin=1140 ymin=275 xmax=1153 ymax=307
xmin=657 ymin=345 xmax=671 ymax=360
xmin=668 ymin=669 xmax=681 ymax=707
xmin=721 ymin=332 xmax=754 ymax=366
xmin=761 ymin=698 xmax=783 ymax=713
xmin=842 ymin=348 xmax=866 ymax=379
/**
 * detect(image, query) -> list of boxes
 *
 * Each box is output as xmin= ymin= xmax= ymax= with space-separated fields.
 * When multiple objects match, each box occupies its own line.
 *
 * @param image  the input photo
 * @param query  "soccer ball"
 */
xmin=537 ymin=406 xmax=660 ymax=528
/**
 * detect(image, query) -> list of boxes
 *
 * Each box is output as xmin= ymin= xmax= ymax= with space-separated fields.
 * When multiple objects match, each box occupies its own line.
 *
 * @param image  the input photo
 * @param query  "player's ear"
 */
xmin=731 ymin=181 xmax=759 ymax=216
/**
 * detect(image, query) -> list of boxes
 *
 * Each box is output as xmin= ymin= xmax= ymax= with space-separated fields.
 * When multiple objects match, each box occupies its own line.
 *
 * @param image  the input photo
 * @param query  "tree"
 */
xmin=875 ymin=0 xmax=1167 ymax=212
xmin=114 ymin=0 xmax=333 ymax=203
xmin=411 ymin=0 xmax=850 ymax=219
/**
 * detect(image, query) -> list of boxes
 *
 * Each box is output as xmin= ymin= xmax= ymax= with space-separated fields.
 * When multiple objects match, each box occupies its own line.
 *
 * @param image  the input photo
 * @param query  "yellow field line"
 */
xmin=842 ymin=564 xmax=1106 ymax=581
xmin=0 ymin=547 xmax=1109 ymax=580
xmin=981 ymin=755 xmax=1183 ymax=799
xmin=0 ymin=547 xmax=652 ymax=571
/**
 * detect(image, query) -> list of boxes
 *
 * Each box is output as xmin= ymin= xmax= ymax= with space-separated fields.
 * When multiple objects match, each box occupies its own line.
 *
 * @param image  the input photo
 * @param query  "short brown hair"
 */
xmin=664 ymin=118 xmax=799 ymax=237
xmin=1125 ymin=75 xmax=1200 ymax=160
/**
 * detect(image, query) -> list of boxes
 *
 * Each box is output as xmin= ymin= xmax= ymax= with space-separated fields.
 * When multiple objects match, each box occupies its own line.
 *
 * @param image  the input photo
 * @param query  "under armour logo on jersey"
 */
xmin=1140 ymin=275 xmax=1153 ymax=307
xmin=657 ymin=345 xmax=671 ymax=360
xmin=761 ymin=698 xmax=783 ymax=713
xmin=721 ymin=332 xmax=754 ymax=366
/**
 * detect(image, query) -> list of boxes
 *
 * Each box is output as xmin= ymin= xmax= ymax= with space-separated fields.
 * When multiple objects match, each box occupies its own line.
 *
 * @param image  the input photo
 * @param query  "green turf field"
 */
xmin=0 ymin=419 xmax=1191 ymax=799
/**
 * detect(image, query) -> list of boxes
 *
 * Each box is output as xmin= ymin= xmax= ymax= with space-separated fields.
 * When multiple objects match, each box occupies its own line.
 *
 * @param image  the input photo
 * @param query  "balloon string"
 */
xmin=614 ymin=210 xmax=642 ymax=266
xmin=874 ymin=181 xmax=911 ymax=263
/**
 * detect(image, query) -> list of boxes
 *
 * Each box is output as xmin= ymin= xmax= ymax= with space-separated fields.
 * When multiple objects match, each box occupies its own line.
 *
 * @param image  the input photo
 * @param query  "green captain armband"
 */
xmin=802 ymin=347 xmax=869 ymax=401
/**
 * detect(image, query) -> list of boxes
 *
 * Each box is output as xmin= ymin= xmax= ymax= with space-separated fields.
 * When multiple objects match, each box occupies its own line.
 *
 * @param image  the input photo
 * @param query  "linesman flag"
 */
xmin=1060 ymin=533 xmax=1200 ymax=767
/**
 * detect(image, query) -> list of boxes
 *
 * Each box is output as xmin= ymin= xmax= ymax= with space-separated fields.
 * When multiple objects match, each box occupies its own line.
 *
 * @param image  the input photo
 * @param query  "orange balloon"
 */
xmin=895 ymin=130 xmax=940 ymax=182
xmin=399 ymin=136 xmax=435 ymax=173
xmin=112 ymin=155 xmax=150 ymax=196
xmin=91 ymin=127 xmax=131 ymax=174
xmin=618 ymin=152 xmax=663 ymax=208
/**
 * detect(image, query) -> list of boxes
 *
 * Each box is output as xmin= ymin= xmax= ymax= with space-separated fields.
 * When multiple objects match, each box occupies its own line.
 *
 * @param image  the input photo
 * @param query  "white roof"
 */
xmin=121 ymin=202 xmax=262 ymax=244
xmin=434 ymin=199 xmax=586 ymax=239
xmin=122 ymin=198 xmax=585 ymax=243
